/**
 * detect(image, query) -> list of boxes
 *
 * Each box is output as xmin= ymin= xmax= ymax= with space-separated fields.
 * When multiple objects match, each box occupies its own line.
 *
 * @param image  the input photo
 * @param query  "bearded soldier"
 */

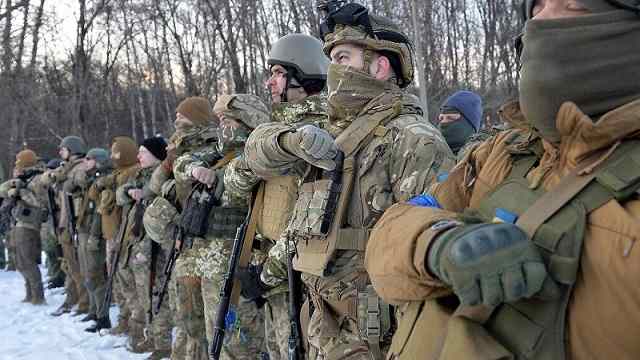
xmin=116 ymin=136 xmax=172 ymax=358
xmin=48 ymin=136 xmax=91 ymax=316
xmin=365 ymin=1 xmax=640 ymax=359
xmin=224 ymin=33 xmax=329 ymax=360
xmin=246 ymin=4 xmax=454 ymax=359
xmin=0 ymin=150 xmax=48 ymax=305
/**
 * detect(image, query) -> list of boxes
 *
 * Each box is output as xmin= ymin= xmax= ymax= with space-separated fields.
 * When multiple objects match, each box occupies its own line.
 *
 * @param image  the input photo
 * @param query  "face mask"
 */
xmin=439 ymin=118 xmax=476 ymax=154
xmin=217 ymin=124 xmax=250 ymax=153
xmin=519 ymin=10 xmax=640 ymax=143
xmin=326 ymin=63 xmax=390 ymax=125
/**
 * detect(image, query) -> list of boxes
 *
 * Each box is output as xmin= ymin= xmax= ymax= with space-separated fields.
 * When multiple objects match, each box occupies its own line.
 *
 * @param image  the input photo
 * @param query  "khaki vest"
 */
xmin=256 ymin=175 xmax=298 ymax=242
xmin=293 ymin=101 xmax=402 ymax=277
xmin=391 ymin=138 xmax=640 ymax=360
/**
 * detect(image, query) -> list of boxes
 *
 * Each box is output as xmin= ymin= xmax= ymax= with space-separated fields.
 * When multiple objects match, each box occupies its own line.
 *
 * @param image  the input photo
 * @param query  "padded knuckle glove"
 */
xmin=429 ymin=222 xmax=548 ymax=307
xmin=281 ymin=125 xmax=337 ymax=170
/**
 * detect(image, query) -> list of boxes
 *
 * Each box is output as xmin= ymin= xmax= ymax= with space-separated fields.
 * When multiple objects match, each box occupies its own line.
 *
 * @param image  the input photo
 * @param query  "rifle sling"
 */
xmin=230 ymin=182 xmax=265 ymax=306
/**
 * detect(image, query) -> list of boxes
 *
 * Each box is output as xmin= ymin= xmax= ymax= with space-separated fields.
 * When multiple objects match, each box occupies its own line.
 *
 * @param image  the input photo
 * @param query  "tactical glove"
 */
xmin=281 ymin=125 xmax=338 ymax=170
xmin=236 ymin=264 xmax=272 ymax=302
xmin=428 ymin=222 xmax=548 ymax=307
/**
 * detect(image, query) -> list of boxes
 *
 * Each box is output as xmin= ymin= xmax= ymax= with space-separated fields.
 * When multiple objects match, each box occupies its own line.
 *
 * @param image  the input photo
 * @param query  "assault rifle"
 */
xmin=209 ymin=203 xmax=252 ymax=360
xmin=154 ymin=185 xmax=219 ymax=315
xmin=287 ymin=239 xmax=304 ymax=360
xmin=63 ymin=193 xmax=80 ymax=259
xmin=103 ymin=203 xmax=133 ymax=311
xmin=46 ymin=188 xmax=60 ymax=241
xmin=319 ymin=150 xmax=344 ymax=235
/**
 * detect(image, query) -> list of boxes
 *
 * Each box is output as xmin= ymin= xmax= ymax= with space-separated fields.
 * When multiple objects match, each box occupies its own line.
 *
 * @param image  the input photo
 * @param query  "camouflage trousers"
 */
xmin=302 ymin=271 xmax=390 ymax=360
xmin=264 ymin=292 xmax=290 ymax=360
xmin=13 ymin=226 xmax=45 ymax=303
xmin=115 ymin=242 xmax=145 ymax=341
xmin=59 ymin=229 xmax=89 ymax=310
xmin=169 ymin=273 xmax=188 ymax=360
xmin=41 ymin=227 xmax=64 ymax=285
xmin=78 ymin=232 xmax=108 ymax=318
xmin=129 ymin=239 xmax=172 ymax=352
xmin=175 ymin=239 xmax=267 ymax=360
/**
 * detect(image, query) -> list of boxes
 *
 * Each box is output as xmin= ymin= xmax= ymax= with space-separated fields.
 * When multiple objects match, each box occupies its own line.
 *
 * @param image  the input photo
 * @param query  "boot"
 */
xmin=80 ymin=313 xmax=97 ymax=322
xmin=21 ymin=282 xmax=32 ymax=303
xmin=47 ymin=276 xmax=65 ymax=289
xmin=147 ymin=349 xmax=171 ymax=360
xmin=72 ymin=308 xmax=88 ymax=317
xmin=85 ymin=316 xmax=111 ymax=333
xmin=51 ymin=304 xmax=72 ymax=316
xmin=127 ymin=322 xmax=153 ymax=353
xmin=110 ymin=317 xmax=129 ymax=335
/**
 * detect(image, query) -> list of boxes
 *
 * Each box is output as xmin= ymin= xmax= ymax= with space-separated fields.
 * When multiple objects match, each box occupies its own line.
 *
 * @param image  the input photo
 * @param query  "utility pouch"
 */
xmin=287 ymin=151 xmax=344 ymax=239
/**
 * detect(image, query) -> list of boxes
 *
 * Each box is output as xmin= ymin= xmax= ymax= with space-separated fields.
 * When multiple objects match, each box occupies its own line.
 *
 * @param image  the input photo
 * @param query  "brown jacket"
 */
xmin=366 ymin=100 xmax=640 ymax=360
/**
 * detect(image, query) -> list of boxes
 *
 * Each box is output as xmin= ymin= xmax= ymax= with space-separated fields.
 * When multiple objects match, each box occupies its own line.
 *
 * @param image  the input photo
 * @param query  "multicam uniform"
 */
xmin=0 ymin=166 xmax=49 ymax=304
xmin=226 ymin=94 xmax=328 ymax=359
xmin=116 ymin=164 xmax=172 ymax=355
xmin=49 ymin=155 xmax=91 ymax=312
xmin=69 ymin=164 xmax=111 ymax=322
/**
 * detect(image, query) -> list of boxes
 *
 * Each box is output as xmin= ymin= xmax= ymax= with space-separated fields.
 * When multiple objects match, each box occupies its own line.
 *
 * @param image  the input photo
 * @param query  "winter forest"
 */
xmin=0 ymin=0 xmax=523 ymax=177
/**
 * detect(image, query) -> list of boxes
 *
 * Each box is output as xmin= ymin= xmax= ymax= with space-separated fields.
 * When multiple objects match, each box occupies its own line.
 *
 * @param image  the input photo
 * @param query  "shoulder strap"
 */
xmin=212 ymin=151 xmax=237 ymax=170
xmin=230 ymin=182 xmax=265 ymax=306
xmin=335 ymin=103 xmax=400 ymax=157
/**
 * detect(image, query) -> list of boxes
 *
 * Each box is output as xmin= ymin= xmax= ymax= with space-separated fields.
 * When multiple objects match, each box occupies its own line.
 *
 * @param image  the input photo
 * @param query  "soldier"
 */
xmin=97 ymin=136 xmax=140 ymax=335
xmin=65 ymin=148 xmax=113 ymax=332
xmin=42 ymin=158 xmax=65 ymax=289
xmin=437 ymin=90 xmax=485 ymax=160
xmin=116 ymin=136 xmax=172 ymax=358
xmin=226 ymin=33 xmax=330 ymax=360
xmin=365 ymin=1 xmax=640 ymax=359
xmin=143 ymin=132 xmax=188 ymax=360
xmin=246 ymin=3 xmax=454 ymax=359
xmin=170 ymin=94 xmax=269 ymax=359
xmin=157 ymin=96 xmax=219 ymax=359
xmin=0 ymin=150 xmax=49 ymax=304
xmin=49 ymin=136 xmax=91 ymax=316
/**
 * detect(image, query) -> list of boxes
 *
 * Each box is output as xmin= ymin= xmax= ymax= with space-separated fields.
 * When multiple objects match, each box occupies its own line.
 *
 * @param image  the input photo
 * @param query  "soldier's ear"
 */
xmin=372 ymin=55 xmax=392 ymax=82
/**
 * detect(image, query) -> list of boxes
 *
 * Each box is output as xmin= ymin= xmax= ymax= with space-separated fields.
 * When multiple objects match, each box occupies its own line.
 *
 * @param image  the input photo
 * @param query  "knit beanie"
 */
xmin=141 ymin=136 xmax=168 ymax=161
xmin=15 ymin=150 xmax=38 ymax=171
xmin=111 ymin=136 xmax=138 ymax=169
xmin=177 ymin=97 xmax=215 ymax=126
xmin=441 ymin=90 xmax=483 ymax=131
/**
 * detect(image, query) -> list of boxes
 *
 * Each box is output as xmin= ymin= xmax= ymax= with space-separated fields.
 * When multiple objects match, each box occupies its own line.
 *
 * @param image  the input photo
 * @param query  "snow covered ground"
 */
xmin=0 ymin=265 xmax=150 ymax=360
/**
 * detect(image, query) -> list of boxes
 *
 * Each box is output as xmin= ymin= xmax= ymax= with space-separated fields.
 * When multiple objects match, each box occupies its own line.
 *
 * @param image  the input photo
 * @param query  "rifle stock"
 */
xmin=287 ymin=245 xmax=304 ymax=360
xmin=209 ymin=205 xmax=252 ymax=360
xmin=102 ymin=203 xmax=132 ymax=311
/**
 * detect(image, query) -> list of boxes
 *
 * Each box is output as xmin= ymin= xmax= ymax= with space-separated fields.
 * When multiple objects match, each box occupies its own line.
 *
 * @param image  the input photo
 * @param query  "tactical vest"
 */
xmin=292 ymin=99 xmax=404 ymax=277
xmin=256 ymin=175 xmax=299 ymax=242
xmin=391 ymin=137 xmax=640 ymax=360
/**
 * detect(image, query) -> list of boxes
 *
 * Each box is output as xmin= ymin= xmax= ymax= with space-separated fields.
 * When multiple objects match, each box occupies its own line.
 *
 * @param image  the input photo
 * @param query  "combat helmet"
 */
xmin=86 ymin=148 xmax=111 ymax=169
xmin=318 ymin=1 xmax=414 ymax=88
xmin=268 ymin=33 xmax=329 ymax=99
xmin=213 ymin=94 xmax=270 ymax=129
xmin=59 ymin=136 xmax=87 ymax=156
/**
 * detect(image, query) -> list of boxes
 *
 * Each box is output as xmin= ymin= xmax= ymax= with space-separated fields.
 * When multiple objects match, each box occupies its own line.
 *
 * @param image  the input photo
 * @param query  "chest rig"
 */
xmin=473 ymin=136 xmax=640 ymax=359
xmin=290 ymin=98 xmax=404 ymax=277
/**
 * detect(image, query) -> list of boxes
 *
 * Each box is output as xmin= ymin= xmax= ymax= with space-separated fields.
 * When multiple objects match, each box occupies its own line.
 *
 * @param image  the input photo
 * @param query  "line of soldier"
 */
xmin=3 ymin=0 xmax=638 ymax=359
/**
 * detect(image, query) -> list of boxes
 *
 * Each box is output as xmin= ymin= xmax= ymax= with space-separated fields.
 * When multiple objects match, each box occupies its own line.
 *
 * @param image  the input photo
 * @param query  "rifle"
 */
xmin=47 ymin=188 xmax=60 ymax=240
xmin=209 ymin=203 xmax=252 ymax=360
xmin=286 ymin=239 xmax=304 ymax=360
xmin=154 ymin=185 xmax=218 ymax=315
xmin=102 ymin=203 xmax=133 ymax=311
xmin=64 ymin=193 xmax=80 ymax=259
xmin=153 ymin=226 xmax=185 ymax=315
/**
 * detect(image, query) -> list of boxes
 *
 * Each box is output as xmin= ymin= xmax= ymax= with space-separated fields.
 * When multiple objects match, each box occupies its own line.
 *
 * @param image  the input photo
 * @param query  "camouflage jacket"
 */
xmin=227 ymin=94 xmax=328 ymax=293
xmin=248 ymin=89 xmax=455 ymax=294
xmin=48 ymin=157 xmax=86 ymax=232
xmin=0 ymin=168 xmax=48 ymax=230
xmin=455 ymin=126 xmax=502 ymax=162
